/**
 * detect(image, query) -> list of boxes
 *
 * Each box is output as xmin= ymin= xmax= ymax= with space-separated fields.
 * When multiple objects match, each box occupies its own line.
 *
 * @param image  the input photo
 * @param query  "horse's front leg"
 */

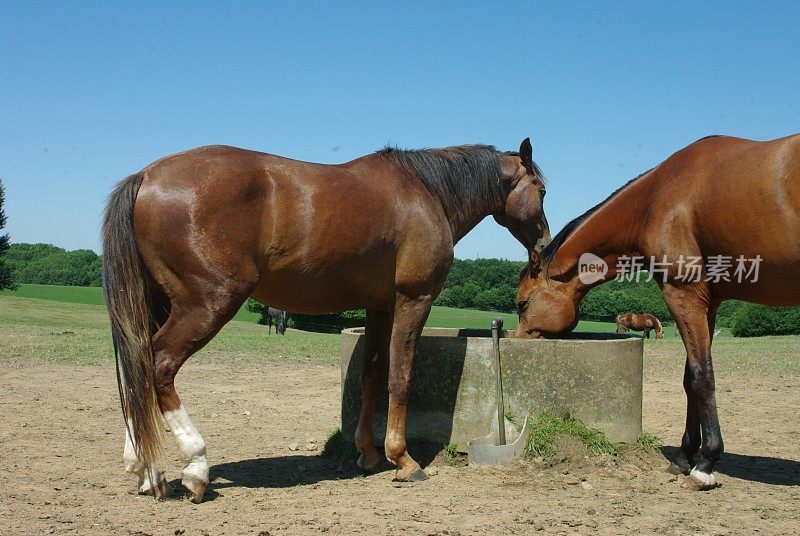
xmin=663 ymin=283 xmax=723 ymax=490
xmin=385 ymin=292 xmax=432 ymax=482
xmin=355 ymin=310 xmax=391 ymax=472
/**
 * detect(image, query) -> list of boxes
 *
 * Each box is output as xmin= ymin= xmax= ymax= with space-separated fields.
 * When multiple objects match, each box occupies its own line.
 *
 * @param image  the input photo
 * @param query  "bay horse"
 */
xmin=102 ymin=139 xmax=549 ymax=502
xmin=616 ymin=312 xmax=664 ymax=339
xmin=515 ymin=133 xmax=800 ymax=491
xmin=265 ymin=307 xmax=287 ymax=335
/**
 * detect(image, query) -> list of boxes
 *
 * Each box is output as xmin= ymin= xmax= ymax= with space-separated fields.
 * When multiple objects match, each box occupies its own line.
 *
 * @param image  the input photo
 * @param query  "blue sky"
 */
xmin=1 ymin=1 xmax=798 ymax=260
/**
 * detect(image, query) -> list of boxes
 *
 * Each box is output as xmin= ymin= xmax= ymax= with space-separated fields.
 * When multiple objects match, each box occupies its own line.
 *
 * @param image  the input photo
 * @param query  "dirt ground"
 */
xmin=2 ymin=348 xmax=799 ymax=536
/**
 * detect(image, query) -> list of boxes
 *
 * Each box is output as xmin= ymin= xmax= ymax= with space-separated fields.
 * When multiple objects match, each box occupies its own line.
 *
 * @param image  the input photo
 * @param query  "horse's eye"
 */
xmin=540 ymin=189 xmax=546 ymax=198
xmin=517 ymin=300 xmax=529 ymax=314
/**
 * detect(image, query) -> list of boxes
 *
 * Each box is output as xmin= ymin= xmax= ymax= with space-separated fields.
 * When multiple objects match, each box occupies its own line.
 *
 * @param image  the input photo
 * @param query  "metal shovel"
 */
xmin=466 ymin=318 xmax=530 ymax=465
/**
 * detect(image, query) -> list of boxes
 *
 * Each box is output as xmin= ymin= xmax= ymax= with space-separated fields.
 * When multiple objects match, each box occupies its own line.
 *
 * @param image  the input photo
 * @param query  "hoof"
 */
xmin=357 ymin=451 xmax=381 ymax=473
xmin=667 ymin=454 xmax=692 ymax=475
xmin=393 ymin=466 xmax=428 ymax=482
xmin=667 ymin=462 xmax=691 ymax=476
xmin=682 ymin=469 xmax=719 ymax=491
xmin=182 ymin=475 xmax=208 ymax=504
xmin=138 ymin=472 xmax=174 ymax=499
xmin=142 ymin=478 xmax=175 ymax=500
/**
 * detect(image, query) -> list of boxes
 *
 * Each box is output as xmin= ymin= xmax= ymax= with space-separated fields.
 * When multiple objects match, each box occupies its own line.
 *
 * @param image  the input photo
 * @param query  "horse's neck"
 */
xmin=448 ymin=185 xmax=504 ymax=244
xmin=551 ymin=174 xmax=652 ymax=292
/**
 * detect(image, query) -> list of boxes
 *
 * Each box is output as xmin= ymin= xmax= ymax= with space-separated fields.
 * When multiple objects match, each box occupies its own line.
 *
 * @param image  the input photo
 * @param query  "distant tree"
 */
xmin=0 ymin=179 xmax=16 ymax=290
xmin=433 ymin=258 xmax=525 ymax=313
xmin=730 ymin=304 xmax=800 ymax=337
xmin=4 ymin=243 xmax=102 ymax=286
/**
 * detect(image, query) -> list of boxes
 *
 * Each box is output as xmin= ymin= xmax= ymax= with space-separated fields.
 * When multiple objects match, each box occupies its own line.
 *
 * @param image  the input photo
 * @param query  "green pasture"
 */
xmin=1 ymin=283 xmax=686 ymax=335
xmin=1 ymin=283 xmax=665 ymax=334
xmin=1 ymin=290 xmax=798 ymax=375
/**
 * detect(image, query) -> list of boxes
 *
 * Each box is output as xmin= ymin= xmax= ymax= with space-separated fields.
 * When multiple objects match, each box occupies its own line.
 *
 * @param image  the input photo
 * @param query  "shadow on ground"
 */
xmin=207 ymin=443 xmax=442 ymax=496
xmin=661 ymin=446 xmax=800 ymax=486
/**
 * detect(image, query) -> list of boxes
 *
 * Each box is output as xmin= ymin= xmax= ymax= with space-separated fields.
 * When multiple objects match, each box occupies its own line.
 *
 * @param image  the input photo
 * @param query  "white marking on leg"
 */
xmin=123 ymin=420 xmax=166 ymax=494
xmin=162 ymin=404 xmax=209 ymax=485
xmin=123 ymin=421 xmax=144 ymax=477
xmin=689 ymin=467 xmax=717 ymax=486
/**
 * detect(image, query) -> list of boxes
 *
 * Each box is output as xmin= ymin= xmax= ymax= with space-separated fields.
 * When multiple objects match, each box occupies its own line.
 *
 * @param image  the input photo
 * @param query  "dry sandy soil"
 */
xmin=2 ymin=344 xmax=799 ymax=535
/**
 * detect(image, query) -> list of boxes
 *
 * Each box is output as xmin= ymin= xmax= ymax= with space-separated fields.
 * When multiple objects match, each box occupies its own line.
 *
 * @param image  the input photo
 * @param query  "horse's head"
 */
xmin=494 ymin=138 xmax=550 ymax=255
xmin=514 ymin=252 xmax=580 ymax=339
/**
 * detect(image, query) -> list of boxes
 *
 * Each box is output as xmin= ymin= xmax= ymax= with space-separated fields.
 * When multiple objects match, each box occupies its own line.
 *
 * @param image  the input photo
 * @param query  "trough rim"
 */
xmin=341 ymin=326 xmax=642 ymax=343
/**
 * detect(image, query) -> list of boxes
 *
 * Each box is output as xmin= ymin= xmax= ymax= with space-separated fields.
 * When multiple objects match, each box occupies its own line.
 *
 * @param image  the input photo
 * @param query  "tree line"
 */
xmin=5 ymin=243 xmax=102 ymax=287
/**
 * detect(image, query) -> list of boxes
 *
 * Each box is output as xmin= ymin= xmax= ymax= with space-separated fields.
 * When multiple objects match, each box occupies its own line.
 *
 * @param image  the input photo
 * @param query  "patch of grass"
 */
xmin=0 ymin=283 xmax=261 ymax=322
xmin=0 ymin=283 xmax=106 ymax=305
xmin=442 ymin=442 xmax=459 ymax=462
xmin=526 ymin=412 xmax=620 ymax=459
xmin=321 ymin=428 xmax=358 ymax=460
xmin=637 ymin=430 xmax=662 ymax=449
xmin=427 ymin=306 xmax=518 ymax=330
xmin=426 ymin=306 xmax=625 ymax=333
xmin=504 ymin=406 xmax=522 ymax=432
xmin=0 ymin=295 xmax=340 ymax=364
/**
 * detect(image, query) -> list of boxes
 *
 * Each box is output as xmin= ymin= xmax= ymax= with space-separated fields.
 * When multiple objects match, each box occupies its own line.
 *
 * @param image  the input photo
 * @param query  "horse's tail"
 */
xmin=102 ymin=172 xmax=162 ymax=467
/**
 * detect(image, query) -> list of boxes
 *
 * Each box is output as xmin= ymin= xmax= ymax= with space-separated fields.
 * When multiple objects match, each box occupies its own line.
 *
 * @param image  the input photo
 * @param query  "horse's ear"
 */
xmin=519 ymin=137 xmax=534 ymax=174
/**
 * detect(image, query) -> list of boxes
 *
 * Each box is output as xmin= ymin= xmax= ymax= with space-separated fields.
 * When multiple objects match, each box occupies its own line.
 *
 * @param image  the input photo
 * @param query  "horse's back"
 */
xmin=132 ymin=144 xmax=453 ymax=314
xmin=645 ymin=134 xmax=800 ymax=304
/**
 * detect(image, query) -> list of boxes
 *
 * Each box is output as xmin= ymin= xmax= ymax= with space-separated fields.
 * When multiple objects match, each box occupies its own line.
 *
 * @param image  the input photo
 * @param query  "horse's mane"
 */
xmin=377 ymin=144 xmax=514 ymax=219
xmin=540 ymin=167 xmax=654 ymax=265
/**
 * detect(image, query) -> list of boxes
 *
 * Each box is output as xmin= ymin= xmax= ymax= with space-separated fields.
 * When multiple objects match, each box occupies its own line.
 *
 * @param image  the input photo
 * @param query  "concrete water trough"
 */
xmin=340 ymin=327 xmax=643 ymax=450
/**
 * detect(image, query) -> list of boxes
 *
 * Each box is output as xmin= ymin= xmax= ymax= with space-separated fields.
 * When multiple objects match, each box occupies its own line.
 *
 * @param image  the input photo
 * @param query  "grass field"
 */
xmin=0 ymin=283 xmax=687 ymax=336
xmin=1 ymin=293 xmax=797 ymax=373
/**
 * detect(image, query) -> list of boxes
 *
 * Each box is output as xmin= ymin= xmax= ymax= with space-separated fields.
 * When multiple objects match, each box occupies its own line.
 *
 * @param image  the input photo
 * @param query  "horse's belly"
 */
xmin=250 ymin=263 xmax=395 ymax=314
xmin=714 ymin=263 xmax=800 ymax=305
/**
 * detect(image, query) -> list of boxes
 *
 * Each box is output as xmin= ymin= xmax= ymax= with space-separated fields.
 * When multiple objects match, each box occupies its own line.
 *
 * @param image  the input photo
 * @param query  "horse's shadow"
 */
xmin=203 ymin=444 xmax=442 ymax=498
xmin=193 ymin=446 xmax=800 ymax=500
xmin=660 ymin=446 xmax=800 ymax=486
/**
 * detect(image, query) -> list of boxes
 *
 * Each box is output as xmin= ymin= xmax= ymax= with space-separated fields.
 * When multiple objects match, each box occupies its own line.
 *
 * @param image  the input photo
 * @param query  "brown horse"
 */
xmin=103 ymin=139 xmax=549 ymax=502
xmin=515 ymin=133 xmax=800 ymax=490
xmin=615 ymin=313 xmax=664 ymax=339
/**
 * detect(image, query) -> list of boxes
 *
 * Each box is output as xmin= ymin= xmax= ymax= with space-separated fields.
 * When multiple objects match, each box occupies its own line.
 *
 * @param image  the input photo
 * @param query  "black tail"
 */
xmin=102 ymin=173 xmax=162 ymax=466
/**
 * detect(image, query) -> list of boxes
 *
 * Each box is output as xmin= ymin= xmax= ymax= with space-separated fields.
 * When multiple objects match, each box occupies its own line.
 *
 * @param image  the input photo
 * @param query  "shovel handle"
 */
xmin=492 ymin=318 xmax=505 ymax=445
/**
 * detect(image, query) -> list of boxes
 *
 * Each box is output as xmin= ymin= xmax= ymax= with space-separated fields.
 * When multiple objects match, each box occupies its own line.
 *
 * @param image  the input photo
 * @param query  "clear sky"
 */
xmin=2 ymin=1 xmax=798 ymax=260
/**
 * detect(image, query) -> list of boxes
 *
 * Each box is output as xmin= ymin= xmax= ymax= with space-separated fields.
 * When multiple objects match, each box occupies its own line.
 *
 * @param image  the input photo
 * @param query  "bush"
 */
xmin=730 ymin=304 xmax=800 ymax=337
xmin=580 ymin=279 xmax=671 ymax=322
xmin=715 ymin=300 xmax=746 ymax=328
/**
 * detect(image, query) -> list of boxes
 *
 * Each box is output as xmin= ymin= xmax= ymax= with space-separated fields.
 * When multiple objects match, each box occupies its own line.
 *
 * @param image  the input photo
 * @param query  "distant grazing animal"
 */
xmin=515 ymin=133 xmax=800 ymax=491
xmin=103 ymin=138 xmax=549 ymax=503
xmin=615 ymin=313 xmax=664 ymax=339
xmin=265 ymin=307 xmax=287 ymax=335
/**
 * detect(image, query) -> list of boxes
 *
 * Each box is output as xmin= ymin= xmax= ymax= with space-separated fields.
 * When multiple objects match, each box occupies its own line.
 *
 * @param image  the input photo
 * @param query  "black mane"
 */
xmin=377 ymin=144 xmax=504 ymax=218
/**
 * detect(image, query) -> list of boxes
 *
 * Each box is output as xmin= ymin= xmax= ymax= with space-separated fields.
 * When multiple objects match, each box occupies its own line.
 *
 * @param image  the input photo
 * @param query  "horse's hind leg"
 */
xmin=122 ymin=294 xmax=173 ymax=498
xmin=123 ymin=421 xmax=172 ymax=497
xmin=355 ymin=310 xmax=391 ymax=472
xmin=152 ymin=286 xmax=251 ymax=503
